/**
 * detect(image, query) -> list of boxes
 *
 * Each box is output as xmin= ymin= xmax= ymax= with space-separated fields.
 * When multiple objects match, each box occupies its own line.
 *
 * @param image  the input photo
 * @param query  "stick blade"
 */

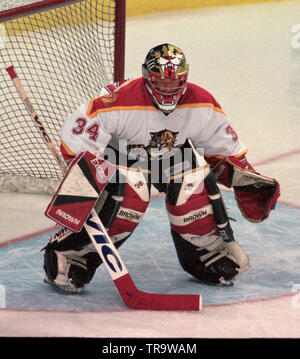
xmin=114 ymin=273 xmax=202 ymax=311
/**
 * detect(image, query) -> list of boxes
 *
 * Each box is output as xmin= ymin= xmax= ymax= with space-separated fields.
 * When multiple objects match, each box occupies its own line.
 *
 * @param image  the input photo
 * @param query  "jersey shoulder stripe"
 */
xmin=86 ymin=78 xmax=156 ymax=118
xmin=60 ymin=140 xmax=77 ymax=162
xmin=179 ymin=83 xmax=225 ymax=114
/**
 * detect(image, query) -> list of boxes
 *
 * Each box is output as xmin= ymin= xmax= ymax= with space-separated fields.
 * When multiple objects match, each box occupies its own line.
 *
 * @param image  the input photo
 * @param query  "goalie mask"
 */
xmin=142 ymin=43 xmax=189 ymax=114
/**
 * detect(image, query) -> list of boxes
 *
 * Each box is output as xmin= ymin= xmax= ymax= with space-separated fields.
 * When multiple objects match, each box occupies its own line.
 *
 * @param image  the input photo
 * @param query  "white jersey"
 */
xmin=60 ymin=77 xmax=247 ymax=163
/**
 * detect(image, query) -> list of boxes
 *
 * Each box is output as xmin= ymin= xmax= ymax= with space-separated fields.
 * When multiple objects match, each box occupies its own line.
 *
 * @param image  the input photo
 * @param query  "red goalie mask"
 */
xmin=142 ymin=43 xmax=189 ymax=114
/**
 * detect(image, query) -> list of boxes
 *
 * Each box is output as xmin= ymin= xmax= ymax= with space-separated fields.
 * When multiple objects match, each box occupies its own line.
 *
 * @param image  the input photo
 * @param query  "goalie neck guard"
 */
xmin=142 ymin=43 xmax=189 ymax=115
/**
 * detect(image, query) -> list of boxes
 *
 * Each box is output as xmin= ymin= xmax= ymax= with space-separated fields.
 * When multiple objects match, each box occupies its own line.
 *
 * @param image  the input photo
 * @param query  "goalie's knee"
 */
xmin=97 ymin=167 xmax=150 ymax=243
xmin=165 ymin=159 xmax=250 ymax=285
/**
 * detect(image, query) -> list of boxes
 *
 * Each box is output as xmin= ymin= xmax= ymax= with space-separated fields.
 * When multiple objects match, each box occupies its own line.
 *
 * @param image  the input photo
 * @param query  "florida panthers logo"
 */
xmin=100 ymin=93 xmax=118 ymax=107
xmin=127 ymin=129 xmax=180 ymax=159
xmin=149 ymin=129 xmax=179 ymax=152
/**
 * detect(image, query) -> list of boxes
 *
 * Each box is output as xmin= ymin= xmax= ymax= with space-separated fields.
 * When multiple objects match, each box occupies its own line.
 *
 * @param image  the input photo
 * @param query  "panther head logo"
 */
xmin=149 ymin=129 xmax=179 ymax=151
xmin=127 ymin=129 xmax=180 ymax=159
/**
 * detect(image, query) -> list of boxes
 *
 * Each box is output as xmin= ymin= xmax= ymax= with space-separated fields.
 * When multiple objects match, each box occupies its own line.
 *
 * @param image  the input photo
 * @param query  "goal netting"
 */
xmin=0 ymin=0 xmax=125 ymax=194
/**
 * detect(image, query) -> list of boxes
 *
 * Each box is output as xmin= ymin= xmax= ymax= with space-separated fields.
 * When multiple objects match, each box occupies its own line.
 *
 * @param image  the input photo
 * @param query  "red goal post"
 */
xmin=0 ymin=0 xmax=126 ymax=193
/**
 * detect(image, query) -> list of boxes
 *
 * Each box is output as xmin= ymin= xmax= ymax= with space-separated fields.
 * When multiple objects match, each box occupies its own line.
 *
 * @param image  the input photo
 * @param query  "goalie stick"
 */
xmin=6 ymin=65 xmax=202 ymax=311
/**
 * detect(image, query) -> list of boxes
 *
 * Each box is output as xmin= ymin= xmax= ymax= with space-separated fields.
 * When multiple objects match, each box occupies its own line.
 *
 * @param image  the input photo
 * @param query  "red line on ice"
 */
xmin=0 ymin=225 xmax=57 ymax=248
xmin=253 ymin=148 xmax=300 ymax=167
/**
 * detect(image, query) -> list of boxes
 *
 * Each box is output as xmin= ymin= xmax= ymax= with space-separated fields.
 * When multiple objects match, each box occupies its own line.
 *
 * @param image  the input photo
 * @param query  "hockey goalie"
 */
xmin=43 ymin=43 xmax=280 ymax=293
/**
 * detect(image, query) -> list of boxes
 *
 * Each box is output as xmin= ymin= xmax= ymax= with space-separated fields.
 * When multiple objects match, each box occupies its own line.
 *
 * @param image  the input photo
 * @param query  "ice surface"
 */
xmin=1 ymin=193 xmax=300 ymax=312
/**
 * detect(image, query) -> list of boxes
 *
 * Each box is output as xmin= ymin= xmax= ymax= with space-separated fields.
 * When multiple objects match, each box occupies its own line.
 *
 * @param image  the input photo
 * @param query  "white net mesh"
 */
xmin=0 ymin=0 xmax=123 ymax=193
xmin=1 ymin=1 xmax=39 ymax=11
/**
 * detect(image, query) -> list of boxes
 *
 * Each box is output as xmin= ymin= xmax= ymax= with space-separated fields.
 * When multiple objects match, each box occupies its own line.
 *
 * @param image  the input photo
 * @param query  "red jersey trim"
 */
xmin=176 ymin=102 xmax=225 ymax=115
xmin=204 ymin=149 xmax=248 ymax=158
xmin=87 ymin=104 xmax=158 ymax=119
xmin=60 ymin=141 xmax=76 ymax=163
xmin=86 ymin=77 xmax=226 ymax=118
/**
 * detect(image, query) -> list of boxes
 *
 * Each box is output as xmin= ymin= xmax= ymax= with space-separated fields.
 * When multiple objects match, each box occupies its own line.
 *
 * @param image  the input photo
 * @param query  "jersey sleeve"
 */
xmin=60 ymin=101 xmax=112 ymax=163
xmin=98 ymin=78 xmax=133 ymax=97
xmin=190 ymin=101 xmax=247 ymax=158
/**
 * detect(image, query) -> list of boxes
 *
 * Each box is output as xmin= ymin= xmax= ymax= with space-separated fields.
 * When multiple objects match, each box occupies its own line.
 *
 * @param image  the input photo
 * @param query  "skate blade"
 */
xmin=44 ymin=277 xmax=83 ymax=295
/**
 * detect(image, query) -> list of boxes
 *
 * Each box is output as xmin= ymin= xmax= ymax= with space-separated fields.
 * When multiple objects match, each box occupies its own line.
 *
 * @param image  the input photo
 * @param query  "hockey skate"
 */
xmin=42 ymin=229 xmax=101 ymax=294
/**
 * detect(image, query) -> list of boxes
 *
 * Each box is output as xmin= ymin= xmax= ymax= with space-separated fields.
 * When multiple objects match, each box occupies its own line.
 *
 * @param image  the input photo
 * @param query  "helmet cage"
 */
xmin=143 ymin=67 xmax=188 ymax=114
xmin=149 ymin=71 xmax=188 ymax=95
